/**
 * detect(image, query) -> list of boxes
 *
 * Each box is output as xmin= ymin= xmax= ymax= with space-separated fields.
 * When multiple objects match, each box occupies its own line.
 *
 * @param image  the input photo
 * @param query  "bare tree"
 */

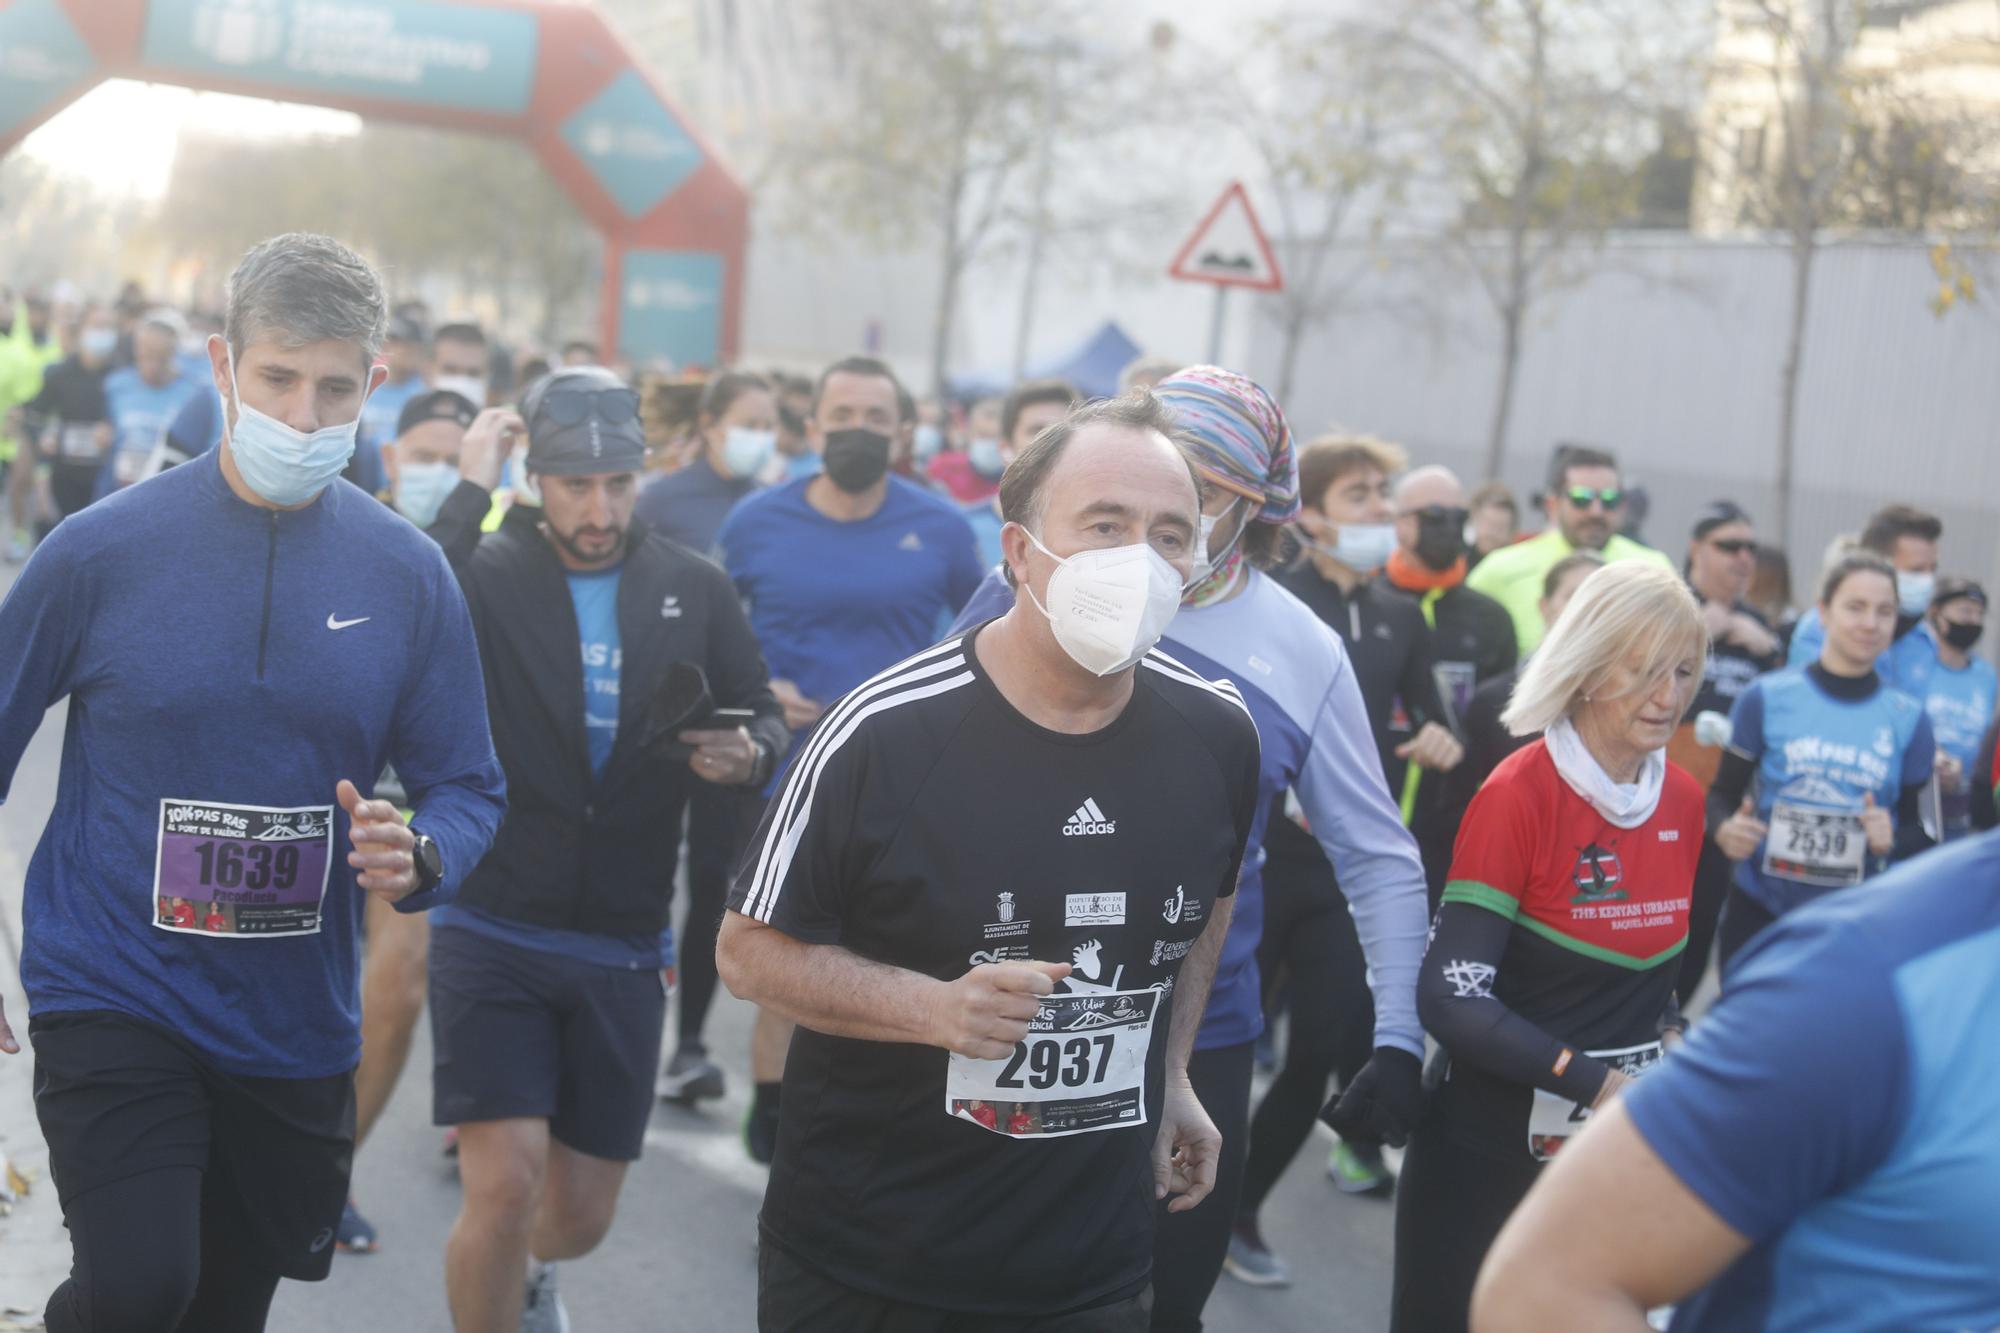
xmin=1704 ymin=0 xmax=1998 ymax=544
xmin=1226 ymin=20 xmax=1413 ymax=406
xmin=759 ymin=0 xmax=1103 ymax=398
xmin=1351 ymin=0 xmax=1704 ymax=480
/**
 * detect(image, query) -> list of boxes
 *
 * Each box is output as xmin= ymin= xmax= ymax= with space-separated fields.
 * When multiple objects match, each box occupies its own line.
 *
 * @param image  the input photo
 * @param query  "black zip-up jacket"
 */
xmin=432 ymin=487 xmax=787 ymax=936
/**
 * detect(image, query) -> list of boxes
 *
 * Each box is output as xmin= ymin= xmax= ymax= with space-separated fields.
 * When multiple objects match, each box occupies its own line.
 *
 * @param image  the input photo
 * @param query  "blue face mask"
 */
xmin=913 ymin=423 xmax=944 ymax=462
xmin=968 ymin=437 xmax=1005 ymax=480
xmin=721 ymin=426 xmax=777 ymax=480
xmin=225 ymin=345 xmax=369 ymax=506
xmin=393 ymin=460 xmax=457 ymax=529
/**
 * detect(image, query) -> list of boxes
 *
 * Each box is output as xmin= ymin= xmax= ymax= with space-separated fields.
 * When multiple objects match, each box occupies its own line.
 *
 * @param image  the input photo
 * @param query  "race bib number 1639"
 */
xmin=153 ymin=799 xmax=334 ymax=938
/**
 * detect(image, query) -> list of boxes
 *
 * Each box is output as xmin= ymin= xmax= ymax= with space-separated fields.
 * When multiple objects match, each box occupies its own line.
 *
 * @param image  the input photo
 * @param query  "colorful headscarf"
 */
xmin=1153 ymin=365 xmax=1300 ymax=526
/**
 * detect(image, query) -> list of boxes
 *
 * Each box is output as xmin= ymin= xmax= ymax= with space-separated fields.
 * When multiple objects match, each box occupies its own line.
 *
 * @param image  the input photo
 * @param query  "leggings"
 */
xmin=1147 ymin=1041 xmax=1254 ymax=1333
xmin=678 ymin=786 xmax=760 ymax=1049
xmin=1715 ymin=883 xmax=1779 ymax=977
xmin=1674 ymin=837 xmax=1733 ymax=1002
xmin=1389 ymin=1119 xmax=1541 ymax=1333
xmin=1238 ymin=841 xmax=1374 ymax=1219
xmin=46 ymin=1166 xmax=282 ymax=1333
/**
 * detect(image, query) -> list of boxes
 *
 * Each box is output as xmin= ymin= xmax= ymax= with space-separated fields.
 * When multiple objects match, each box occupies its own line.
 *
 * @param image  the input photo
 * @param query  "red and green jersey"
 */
xmin=1442 ymin=740 xmax=1702 ymax=1055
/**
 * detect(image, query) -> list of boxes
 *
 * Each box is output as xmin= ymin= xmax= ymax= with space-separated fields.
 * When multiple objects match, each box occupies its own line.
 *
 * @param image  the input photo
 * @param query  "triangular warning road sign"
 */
xmin=1168 ymin=181 xmax=1283 ymax=292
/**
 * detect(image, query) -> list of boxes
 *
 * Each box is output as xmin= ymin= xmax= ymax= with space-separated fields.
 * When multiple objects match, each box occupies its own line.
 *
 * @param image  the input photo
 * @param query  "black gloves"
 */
xmin=1319 ymin=1046 xmax=1426 ymax=1148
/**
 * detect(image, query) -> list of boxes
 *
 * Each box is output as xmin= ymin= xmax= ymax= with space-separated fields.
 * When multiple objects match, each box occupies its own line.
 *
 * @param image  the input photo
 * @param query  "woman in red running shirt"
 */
xmin=169 ymin=897 xmax=196 ymax=929
xmin=202 ymin=902 xmax=228 ymax=933
xmin=1390 ymin=563 xmax=1707 ymax=1333
xmin=1006 ymin=1103 xmax=1033 ymax=1135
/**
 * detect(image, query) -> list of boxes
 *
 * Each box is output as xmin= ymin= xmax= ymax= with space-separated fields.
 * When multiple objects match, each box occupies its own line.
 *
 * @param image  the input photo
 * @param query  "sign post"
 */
xmin=1167 ymin=181 xmax=1284 ymax=367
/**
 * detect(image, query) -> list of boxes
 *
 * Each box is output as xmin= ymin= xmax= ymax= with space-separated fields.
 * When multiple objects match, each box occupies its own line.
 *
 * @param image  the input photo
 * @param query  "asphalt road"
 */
xmin=0 ymin=557 xmax=1395 ymax=1331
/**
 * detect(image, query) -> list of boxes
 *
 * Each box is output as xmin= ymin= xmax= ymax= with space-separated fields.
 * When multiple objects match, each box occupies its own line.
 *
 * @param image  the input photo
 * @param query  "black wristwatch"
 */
xmin=411 ymin=833 xmax=444 ymax=893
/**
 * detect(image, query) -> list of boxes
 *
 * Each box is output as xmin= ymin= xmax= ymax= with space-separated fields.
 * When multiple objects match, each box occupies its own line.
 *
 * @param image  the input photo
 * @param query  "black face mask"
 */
xmin=1942 ymin=620 xmax=1985 ymax=652
xmin=821 ymin=427 xmax=892 ymax=493
xmin=1413 ymin=512 xmax=1468 ymax=572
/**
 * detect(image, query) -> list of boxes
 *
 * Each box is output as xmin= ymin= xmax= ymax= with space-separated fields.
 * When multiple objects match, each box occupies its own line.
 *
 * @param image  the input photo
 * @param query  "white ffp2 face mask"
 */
xmin=1021 ymin=528 xmax=1185 ymax=677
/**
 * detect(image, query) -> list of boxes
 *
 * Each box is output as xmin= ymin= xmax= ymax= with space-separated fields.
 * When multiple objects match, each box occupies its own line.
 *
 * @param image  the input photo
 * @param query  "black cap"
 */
xmin=396 ymin=389 xmax=478 ymax=437
xmin=520 ymin=366 xmax=646 ymax=477
xmin=1932 ymin=576 xmax=1987 ymax=610
xmin=1691 ymin=499 xmax=1752 ymax=540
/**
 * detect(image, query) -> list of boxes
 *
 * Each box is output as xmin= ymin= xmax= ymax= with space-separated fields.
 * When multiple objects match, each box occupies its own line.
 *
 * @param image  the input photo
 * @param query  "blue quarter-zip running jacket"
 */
xmin=0 ymin=449 xmax=506 ymax=1077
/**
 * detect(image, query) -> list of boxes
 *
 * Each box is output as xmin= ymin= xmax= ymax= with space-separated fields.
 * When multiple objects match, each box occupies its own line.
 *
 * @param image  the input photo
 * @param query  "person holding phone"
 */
xmin=424 ymin=365 xmax=789 ymax=1333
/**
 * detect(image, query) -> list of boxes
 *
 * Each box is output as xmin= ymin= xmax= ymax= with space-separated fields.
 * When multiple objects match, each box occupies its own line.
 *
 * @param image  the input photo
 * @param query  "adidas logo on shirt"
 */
xmin=899 ymin=532 xmax=924 ymax=551
xmin=1064 ymin=798 xmax=1116 ymax=836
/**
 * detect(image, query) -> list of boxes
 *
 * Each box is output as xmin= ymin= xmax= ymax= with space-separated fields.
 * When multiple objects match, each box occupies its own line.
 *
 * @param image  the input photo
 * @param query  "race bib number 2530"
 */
xmin=945 ymin=989 xmax=1159 ymax=1139
xmin=153 ymin=799 xmax=334 ymax=938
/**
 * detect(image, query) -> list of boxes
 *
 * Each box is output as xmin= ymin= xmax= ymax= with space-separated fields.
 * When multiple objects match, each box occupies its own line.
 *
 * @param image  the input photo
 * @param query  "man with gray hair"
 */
xmin=0 ymin=232 xmax=506 ymax=1332
xmin=717 ymin=390 xmax=1261 ymax=1329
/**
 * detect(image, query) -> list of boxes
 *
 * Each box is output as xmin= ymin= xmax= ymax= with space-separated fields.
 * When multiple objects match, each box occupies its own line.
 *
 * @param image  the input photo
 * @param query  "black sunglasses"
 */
xmin=537 ymin=387 xmax=640 ymax=428
xmin=1565 ymin=486 xmax=1624 ymax=510
xmin=1709 ymin=537 xmax=1757 ymax=556
xmin=1405 ymin=504 xmax=1471 ymax=526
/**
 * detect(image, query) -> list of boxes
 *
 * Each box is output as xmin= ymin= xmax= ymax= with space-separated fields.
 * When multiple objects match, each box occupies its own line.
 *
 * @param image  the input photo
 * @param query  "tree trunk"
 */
xmin=1483 ymin=293 xmax=1526 ymax=484
xmin=1773 ymin=232 xmax=1816 ymax=551
xmin=930 ymin=165 xmax=968 ymax=403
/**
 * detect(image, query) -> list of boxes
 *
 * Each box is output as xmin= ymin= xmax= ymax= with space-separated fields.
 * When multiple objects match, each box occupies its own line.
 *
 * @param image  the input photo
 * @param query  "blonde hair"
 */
xmin=1502 ymin=562 xmax=1709 ymax=737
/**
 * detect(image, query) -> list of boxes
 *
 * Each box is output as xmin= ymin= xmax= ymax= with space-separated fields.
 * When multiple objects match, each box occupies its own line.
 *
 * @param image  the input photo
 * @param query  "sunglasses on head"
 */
xmin=537 ymin=387 xmax=640 ymax=429
xmin=1709 ymin=537 xmax=1757 ymax=556
xmin=1565 ymin=486 xmax=1623 ymax=510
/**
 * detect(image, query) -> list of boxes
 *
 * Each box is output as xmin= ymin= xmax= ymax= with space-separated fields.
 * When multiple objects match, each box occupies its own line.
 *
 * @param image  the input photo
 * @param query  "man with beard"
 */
xmin=1467 ymin=445 xmax=1673 ymax=655
xmin=716 ymin=355 xmax=985 ymax=1160
xmin=426 ymin=366 xmax=789 ymax=1331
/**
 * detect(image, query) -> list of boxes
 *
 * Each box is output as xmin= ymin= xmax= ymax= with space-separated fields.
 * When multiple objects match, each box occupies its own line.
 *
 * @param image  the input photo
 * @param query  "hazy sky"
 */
xmin=20 ymin=80 xmax=359 ymax=199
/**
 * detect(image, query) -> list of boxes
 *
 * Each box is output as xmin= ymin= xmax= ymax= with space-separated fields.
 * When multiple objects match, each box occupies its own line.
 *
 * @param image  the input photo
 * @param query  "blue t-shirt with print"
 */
xmin=569 ymin=568 xmax=622 ymax=778
xmin=1628 ymin=830 xmax=2000 ymax=1333
xmin=1725 ymin=666 xmax=1934 ymax=915
xmin=100 ymin=365 xmax=202 ymax=493
xmin=1924 ymin=655 xmax=1997 ymax=837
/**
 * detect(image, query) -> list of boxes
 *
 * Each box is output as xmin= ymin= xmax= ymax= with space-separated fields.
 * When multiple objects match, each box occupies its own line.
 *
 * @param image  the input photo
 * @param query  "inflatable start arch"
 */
xmin=0 ymin=0 xmax=749 ymax=367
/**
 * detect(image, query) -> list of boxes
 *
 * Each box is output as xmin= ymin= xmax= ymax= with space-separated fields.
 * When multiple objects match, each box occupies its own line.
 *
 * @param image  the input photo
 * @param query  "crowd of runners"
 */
xmin=1 ymin=234 xmax=1996 ymax=1333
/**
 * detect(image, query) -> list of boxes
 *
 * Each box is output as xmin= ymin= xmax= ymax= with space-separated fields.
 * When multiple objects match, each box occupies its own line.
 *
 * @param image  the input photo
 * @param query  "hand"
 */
xmin=1726 ymin=612 xmax=1779 ymax=658
xmin=93 ymin=421 xmax=115 ymax=449
xmin=683 ymin=725 xmax=757 ymax=786
xmin=770 ymin=679 xmax=824 ymax=732
xmin=1320 ymin=1046 xmax=1426 ymax=1148
xmin=1699 ymin=599 xmax=1736 ymax=640
xmin=458 ymin=407 xmax=526 ymax=492
xmin=337 ymin=779 xmax=418 ymax=902
xmin=926 ymin=960 xmax=1070 ymax=1060
xmin=1591 ymin=1067 xmax=1631 ymax=1110
xmin=1154 ymin=1074 xmax=1222 ymax=1213
xmin=1661 ymin=1026 xmax=1686 ymax=1053
xmin=1860 ymin=791 xmax=1894 ymax=856
xmin=0 ymin=996 xmax=16 ymax=1055
xmin=1395 ymin=722 xmax=1464 ymax=773
xmin=1936 ymin=751 xmax=1964 ymax=794
xmin=1714 ymin=797 xmax=1767 ymax=862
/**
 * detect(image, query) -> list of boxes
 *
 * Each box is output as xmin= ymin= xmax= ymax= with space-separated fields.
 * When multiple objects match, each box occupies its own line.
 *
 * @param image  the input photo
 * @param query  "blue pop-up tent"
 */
xmin=951 ymin=321 xmax=1144 ymax=401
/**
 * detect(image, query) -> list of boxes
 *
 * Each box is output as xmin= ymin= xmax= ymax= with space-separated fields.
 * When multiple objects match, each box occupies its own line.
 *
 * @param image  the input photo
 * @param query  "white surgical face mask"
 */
xmin=968 ymin=437 xmax=1005 ymax=479
xmin=913 ymin=423 xmax=944 ymax=462
xmin=224 ymin=343 xmax=366 ymax=506
xmin=721 ymin=426 xmax=777 ymax=480
xmin=1190 ymin=497 xmax=1245 ymax=588
xmin=434 ymin=374 xmax=487 ymax=408
xmin=1328 ymin=522 xmax=1396 ymax=573
xmin=1021 ymin=528 xmax=1185 ymax=677
xmin=394 ymin=460 xmax=457 ymax=529
xmin=1896 ymin=570 xmax=1935 ymax=618
xmin=80 ymin=328 xmax=117 ymax=360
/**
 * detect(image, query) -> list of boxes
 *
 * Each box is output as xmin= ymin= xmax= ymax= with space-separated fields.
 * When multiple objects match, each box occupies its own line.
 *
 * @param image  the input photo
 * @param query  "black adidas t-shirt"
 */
xmin=728 ymin=627 xmax=1260 ymax=1315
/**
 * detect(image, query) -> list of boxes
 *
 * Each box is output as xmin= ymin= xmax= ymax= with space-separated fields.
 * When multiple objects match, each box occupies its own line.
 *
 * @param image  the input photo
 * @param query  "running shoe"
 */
xmin=1223 ymin=1220 xmax=1292 ymax=1288
xmin=522 ymin=1261 xmax=571 ymax=1333
xmin=1327 ymin=1140 xmax=1394 ymax=1197
xmin=744 ymin=1100 xmax=780 ymax=1165
xmin=657 ymin=1045 xmax=726 ymax=1104
xmin=335 ymin=1197 xmax=379 ymax=1255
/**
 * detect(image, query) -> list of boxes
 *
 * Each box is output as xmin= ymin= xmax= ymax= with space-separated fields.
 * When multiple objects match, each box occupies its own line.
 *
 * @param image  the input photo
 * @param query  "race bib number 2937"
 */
xmin=153 ymin=799 xmax=334 ymax=938
xmin=945 ymin=989 xmax=1159 ymax=1139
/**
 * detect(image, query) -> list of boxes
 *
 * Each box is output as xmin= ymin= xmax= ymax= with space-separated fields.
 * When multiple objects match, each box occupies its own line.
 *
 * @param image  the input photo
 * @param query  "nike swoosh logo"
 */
xmin=326 ymin=614 xmax=371 ymax=630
